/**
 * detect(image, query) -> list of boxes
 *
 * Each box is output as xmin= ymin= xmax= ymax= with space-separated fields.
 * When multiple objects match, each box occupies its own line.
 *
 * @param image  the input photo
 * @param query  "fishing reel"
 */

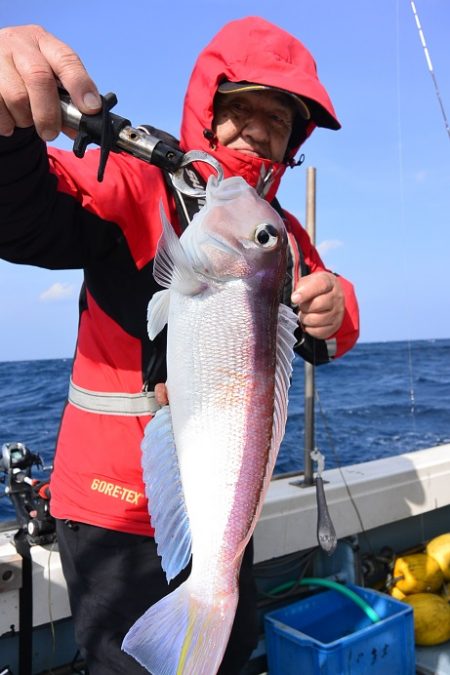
xmin=0 ymin=441 xmax=40 ymax=473
xmin=0 ymin=442 xmax=56 ymax=546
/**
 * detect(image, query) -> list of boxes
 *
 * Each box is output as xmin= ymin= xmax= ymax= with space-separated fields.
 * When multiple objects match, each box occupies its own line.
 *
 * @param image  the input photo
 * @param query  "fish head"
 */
xmin=180 ymin=176 xmax=288 ymax=290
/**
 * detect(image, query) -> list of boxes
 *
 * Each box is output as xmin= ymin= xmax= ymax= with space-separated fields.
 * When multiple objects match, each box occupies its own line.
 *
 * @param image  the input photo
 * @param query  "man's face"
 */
xmin=212 ymin=90 xmax=296 ymax=163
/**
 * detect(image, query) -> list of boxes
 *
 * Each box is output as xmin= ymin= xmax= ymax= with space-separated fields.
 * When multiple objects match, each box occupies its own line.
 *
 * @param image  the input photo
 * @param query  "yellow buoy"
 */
xmin=390 ymin=586 xmax=406 ymax=601
xmin=403 ymin=593 xmax=450 ymax=646
xmin=441 ymin=582 xmax=450 ymax=602
xmin=393 ymin=553 xmax=443 ymax=594
xmin=426 ymin=533 xmax=450 ymax=581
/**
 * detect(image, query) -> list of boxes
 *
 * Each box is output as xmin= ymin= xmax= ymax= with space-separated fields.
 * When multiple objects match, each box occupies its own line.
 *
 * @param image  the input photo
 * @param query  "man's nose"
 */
xmin=242 ymin=112 xmax=270 ymax=140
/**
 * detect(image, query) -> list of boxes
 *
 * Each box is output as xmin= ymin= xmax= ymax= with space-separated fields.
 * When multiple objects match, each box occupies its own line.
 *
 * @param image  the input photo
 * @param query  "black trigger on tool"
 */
xmin=72 ymin=92 xmax=130 ymax=182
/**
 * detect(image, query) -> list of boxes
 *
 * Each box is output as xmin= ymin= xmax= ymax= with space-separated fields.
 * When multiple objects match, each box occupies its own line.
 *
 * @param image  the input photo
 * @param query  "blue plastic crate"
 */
xmin=264 ymin=583 xmax=414 ymax=675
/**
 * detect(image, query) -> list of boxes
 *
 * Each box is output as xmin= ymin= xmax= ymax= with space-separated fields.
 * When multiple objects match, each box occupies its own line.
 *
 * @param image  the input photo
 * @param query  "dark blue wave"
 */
xmin=1 ymin=339 xmax=450 ymax=520
xmin=278 ymin=338 xmax=450 ymax=473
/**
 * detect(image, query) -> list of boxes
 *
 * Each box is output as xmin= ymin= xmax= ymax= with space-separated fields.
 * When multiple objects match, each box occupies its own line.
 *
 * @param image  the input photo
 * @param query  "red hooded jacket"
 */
xmin=0 ymin=17 xmax=359 ymax=535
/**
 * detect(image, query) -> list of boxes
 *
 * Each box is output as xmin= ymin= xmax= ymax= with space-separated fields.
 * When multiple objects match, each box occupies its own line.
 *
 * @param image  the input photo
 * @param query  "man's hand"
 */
xmin=0 ymin=24 xmax=101 ymax=141
xmin=154 ymin=383 xmax=169 ymax=407
xmin=291 ymin=271 xmax=345 ymax=340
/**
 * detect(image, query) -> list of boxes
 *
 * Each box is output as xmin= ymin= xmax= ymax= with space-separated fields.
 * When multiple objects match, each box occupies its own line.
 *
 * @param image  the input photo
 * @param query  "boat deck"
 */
xmin=416 ymin=645 xmax=450 ymax=675
xmin=2 ymin=444 xmax=450 ymax=673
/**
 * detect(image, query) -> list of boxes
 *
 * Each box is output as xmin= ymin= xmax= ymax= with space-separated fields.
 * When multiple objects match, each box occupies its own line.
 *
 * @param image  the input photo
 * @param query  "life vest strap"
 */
xmin=68 ymin=379 xmax=160 ymax=416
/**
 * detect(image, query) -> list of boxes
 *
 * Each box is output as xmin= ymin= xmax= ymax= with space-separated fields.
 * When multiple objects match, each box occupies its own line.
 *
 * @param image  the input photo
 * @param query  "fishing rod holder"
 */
xmin=59 ymin=88 xmax=223 ymax=193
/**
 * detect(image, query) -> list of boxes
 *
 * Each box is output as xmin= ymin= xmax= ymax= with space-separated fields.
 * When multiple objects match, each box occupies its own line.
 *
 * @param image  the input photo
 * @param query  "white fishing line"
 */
xmin=396 ymin=1 xmax=417 ymax=423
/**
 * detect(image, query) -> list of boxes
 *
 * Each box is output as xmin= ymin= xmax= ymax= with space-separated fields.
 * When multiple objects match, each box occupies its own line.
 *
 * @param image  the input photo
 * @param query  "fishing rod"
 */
xmin=58 ymin=88 xmax=223 ymax=195
xmin=410 ymin=1 xmax=450 ymax=142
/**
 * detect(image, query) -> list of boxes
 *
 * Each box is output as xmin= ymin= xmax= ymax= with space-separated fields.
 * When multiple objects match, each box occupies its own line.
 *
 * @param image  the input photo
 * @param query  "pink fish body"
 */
xmin=123 ymin=176 xmax=298 ymax=674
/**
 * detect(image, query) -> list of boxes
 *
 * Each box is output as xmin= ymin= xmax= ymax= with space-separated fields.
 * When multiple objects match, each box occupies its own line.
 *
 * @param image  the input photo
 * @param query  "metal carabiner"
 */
xmin=171 ymin=150 xmax=224 ymax=198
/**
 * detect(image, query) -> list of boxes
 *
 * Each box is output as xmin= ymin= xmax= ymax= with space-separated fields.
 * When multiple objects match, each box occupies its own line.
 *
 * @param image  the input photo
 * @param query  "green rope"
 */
xmin=269 ymin=577 xmax=381 ymax=624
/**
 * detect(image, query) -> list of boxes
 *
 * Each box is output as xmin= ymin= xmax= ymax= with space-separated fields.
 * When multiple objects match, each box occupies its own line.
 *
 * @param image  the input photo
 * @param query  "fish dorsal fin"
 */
xmin=153 ymin=203 xmax=204 ymax=295
xmin=141 ymin=406 xmax=192 ymax=582
xmin=265 ymin=304 xmax=298 ymax=486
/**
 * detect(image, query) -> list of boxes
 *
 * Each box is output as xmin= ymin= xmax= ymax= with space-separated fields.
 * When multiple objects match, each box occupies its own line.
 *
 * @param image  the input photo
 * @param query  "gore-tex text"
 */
xmin=91 ymin=478 xmax=144 ymax=505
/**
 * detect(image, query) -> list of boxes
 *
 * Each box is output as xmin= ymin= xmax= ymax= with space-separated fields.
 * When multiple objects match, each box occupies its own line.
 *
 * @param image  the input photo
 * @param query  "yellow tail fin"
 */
xmin=122 ymin=579 xmax=238 ymax=675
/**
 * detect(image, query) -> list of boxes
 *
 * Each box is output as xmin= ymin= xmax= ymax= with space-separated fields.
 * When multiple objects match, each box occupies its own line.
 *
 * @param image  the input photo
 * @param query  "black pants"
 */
xmin=56 ymin=520 xmax=258 ymax=674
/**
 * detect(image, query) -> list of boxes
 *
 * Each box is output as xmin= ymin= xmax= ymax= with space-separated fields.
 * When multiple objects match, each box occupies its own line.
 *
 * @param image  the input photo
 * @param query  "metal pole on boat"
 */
xmin=303 ymin=167 xmax=316 ymax=486
xmin=296 ymin=169 xmax=337 ymax=554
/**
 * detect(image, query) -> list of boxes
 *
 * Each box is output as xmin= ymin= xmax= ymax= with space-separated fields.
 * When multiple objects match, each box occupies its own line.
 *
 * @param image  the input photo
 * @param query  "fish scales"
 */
xmin=122 ymin=175 xmax=298 ymax=675
xmin=169 ymin=282 xmax=277 ymax=588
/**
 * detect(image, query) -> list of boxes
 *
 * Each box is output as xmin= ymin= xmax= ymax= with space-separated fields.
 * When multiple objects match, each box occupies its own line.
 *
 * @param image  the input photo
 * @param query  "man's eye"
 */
xmin=230 ymin=102 xmax=248 ymax=115
xmin=270 ymin=114 xmax=292 ymax=131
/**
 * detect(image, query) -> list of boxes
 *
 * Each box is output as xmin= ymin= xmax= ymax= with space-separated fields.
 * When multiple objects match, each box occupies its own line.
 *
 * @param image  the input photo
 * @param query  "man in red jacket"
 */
xmin=0 ymin=16 xmax=359 ymax=674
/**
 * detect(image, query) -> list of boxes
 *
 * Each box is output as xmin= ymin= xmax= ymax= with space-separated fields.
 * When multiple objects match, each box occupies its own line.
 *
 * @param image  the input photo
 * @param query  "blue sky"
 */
xmin=0 ymin=0 xmax=449 ymax=361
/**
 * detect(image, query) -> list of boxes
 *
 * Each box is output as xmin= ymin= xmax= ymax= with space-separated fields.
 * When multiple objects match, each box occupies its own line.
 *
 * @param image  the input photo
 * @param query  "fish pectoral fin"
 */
xmin=147 ymin=289 xmax=170 ymax=340
xmin=141 ymin=405 xmax=192 ymax=582
xmin=153 ymin=202 xmax=205 ymax=295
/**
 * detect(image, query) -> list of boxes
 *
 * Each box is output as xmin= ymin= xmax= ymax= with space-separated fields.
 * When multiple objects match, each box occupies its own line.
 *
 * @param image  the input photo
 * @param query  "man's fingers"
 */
xmin=301 ymin=324 xmax=336 ymax=340
xmin=11 ymin=45 xmax=62 ymax=139
xmin=38 ymin=31 xmax=101 ymax=114
xmin=295 ymin=273 xmax=335 ymax=304
xmin=298 ymin=294 xmax=334 ymax=315
xmin=0 ymin=25 xmax=102 ymax=140
xmin=291 ymin=271 xmax=335 ymax=305
xmin=299 ymin=310 xmax=341 ymax=340
xmin=154 ymin=383 xmax=169 ymax=407
xmin=300 ymin=311 xmax=335 ymax=330
xmin=293 ymin=273 xmax=344 ymax=340
xmin=0 ymin=91 xmax=17 ymax=136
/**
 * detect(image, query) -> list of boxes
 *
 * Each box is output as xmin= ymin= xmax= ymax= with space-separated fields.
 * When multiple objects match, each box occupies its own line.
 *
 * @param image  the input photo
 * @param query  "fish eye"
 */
xmin=254 ymin=223 xmax=279 ymax=248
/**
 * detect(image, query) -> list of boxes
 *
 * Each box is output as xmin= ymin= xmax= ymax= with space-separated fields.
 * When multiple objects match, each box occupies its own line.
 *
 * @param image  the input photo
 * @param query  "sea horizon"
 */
xmin=1 ymin=335 xmax=449 ymax=365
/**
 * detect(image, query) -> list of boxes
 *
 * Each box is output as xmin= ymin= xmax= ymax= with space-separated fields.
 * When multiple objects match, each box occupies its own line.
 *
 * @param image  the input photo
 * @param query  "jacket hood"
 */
xmin=180 ymin=16 xmax=340 ymax=200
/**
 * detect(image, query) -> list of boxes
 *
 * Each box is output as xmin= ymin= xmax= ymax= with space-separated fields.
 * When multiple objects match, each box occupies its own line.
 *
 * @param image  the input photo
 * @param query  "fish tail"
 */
xmin=122 ymin=579 xmax=238 ymax=675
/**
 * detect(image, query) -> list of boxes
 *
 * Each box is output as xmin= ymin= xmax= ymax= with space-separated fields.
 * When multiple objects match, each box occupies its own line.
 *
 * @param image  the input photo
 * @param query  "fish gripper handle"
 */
xmin=72 ymin=91 xmax=131 ymax=182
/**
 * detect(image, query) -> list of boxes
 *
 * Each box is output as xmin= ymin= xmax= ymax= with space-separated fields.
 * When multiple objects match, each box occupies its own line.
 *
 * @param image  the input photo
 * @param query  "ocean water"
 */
xmin=1 ymin=339 xmax=449 ymax=521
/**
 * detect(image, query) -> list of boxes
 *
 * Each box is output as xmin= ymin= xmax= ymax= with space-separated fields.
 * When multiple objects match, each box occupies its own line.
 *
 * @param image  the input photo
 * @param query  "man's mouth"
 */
xmin=234 ymin=146 xmax=266 ymax=158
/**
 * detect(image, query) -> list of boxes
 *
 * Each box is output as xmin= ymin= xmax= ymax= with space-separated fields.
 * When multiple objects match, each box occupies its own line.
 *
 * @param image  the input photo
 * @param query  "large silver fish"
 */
xmin=122 ymin=175 xmax=298 ymax=674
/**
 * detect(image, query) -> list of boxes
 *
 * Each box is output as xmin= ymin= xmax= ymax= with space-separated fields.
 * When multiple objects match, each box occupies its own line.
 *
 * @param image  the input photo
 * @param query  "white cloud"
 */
xmin=39 ymin=282 xmax=76 ymax=302
xmin=414 ymin=170 xmax=427 ymax=183
xmin=317 ymin=239 xmax=343 ymax=255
